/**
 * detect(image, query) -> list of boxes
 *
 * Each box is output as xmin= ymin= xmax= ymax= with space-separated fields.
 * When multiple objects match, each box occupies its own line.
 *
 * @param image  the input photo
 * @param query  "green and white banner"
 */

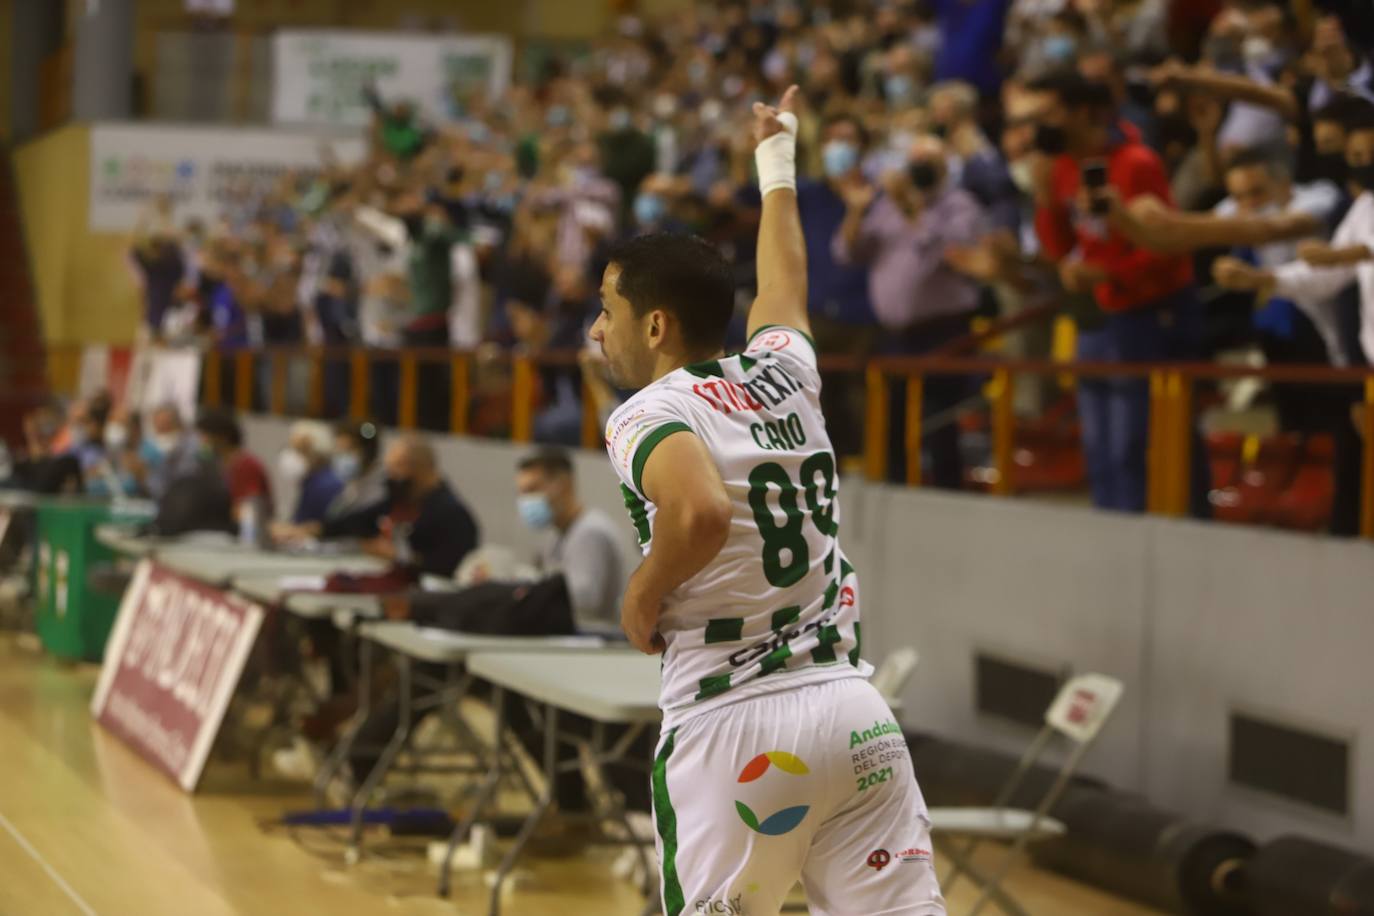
xmin=271 ymin=29 xmax=513 ymax=127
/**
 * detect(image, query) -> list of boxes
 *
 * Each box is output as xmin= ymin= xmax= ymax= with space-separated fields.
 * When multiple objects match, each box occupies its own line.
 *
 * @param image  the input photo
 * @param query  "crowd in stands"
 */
xmin=40 ymin=0 xmax=1374 ymax=535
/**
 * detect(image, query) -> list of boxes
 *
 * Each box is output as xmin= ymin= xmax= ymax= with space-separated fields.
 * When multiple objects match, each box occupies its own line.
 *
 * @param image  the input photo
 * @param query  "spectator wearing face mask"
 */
xmin=143 ymin=403 xmax=202 ymax=499
xmin=195 ymin=407 xmax=273 ymax=528
xmin=271 ymin=421 xmax=384 ymax=545
xmin=1028 ymin=70 xmax=1210 ymax=516
xmin=276 ymin=420 xmax=342 ymax=526
xmin=515 ymin=448 xmax=625 ymax=631
xmin=327 ymin=434 xmax=479 ymax=578
xmin=929 ymin=80 xmax=1022 ymax=233
xmin=833 ymin=134 xmax=990 ymax=487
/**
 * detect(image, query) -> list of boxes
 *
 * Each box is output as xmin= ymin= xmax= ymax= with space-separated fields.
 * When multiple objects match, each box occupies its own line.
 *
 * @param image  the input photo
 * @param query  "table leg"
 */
xmin=438 ymin=685 xmax=506 ymax=898
xmin=487 ymin=704 xmax=558 ymax=916
xmin=314 ymin=633 xmax=372 ymax=807
xmin=347 ymin=652 xmax=412 ymax=862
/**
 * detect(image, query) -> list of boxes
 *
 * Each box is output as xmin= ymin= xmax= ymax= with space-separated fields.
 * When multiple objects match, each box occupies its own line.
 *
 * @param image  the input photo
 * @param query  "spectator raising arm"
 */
xmin=1104 ymin=188 xmax=1327 ymax=254
xmin=1150 ymin=60 xmax=1300 ymax=123
xmin=747 ymin=85 xmax=810 ymax=340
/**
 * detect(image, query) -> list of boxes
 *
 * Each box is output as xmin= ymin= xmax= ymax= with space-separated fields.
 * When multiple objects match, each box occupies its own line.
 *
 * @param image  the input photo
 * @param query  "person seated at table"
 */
xmin=324 ymin=434 xmax=479 ymax=578
xmin=10 ymin=403 xmax=83 ymax=494
xmin=269 ymin=421 xmax=384 ymax=545
xmin=515 ymin=447 xmax=626 ymax=631
xmin=143 ymin=402 xmax=202 ymax=499
xmin=276 ymin=420 xmax=343 ymax=526
xmin=195 ymin=407 xmax=273 ymax=532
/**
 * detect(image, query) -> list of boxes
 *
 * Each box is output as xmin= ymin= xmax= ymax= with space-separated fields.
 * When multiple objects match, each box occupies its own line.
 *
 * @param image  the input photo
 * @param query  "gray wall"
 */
xmin=243 ymin=415 xmax=1374 ymax=851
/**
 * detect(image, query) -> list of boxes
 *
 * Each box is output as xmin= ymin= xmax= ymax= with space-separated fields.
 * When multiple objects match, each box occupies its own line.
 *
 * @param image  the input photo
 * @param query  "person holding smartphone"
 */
xmin=1027 ymin=70 xmax=1211 ymax=517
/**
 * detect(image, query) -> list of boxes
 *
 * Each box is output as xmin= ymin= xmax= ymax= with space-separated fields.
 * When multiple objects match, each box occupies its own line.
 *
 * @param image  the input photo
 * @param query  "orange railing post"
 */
xmin=449 ymin=353 xmax=469 ymax=435
xmin=234 ymin=351 xmax=253 ymax=411
xmin=398 ymin=352 xmax=418 ymax=429
xmin=1362 ymin=378 xmax=1374 ymax=540
xmin=904 ymin=375 xmax=924 ymax=486
xmin=306 ymin=349 xmax=323 ymax=417
xmin=349 ymin=348 xmax=369 ymax=421
xmin=581 ymin=372 xmax=601 ymax=450
xmin=1168 ymin=371 xmax=1194 ymax=517
xmin=269 ymin=350 xmax=287 ymax=416
xmin=511 ymin=355 xmax=536 ymax=443
xmin=203 ymin=349 xmax=222 ymax=407
xmin=990 ymin=367 xmax=1015 ymax=496
xmin=864 ymin=364 xmax=889 ymax=482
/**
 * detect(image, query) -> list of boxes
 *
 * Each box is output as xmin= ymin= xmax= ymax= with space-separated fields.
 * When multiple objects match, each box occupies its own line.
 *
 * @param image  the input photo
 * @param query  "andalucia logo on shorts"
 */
xmin=735 ymin=751 xmax=811 ymax=836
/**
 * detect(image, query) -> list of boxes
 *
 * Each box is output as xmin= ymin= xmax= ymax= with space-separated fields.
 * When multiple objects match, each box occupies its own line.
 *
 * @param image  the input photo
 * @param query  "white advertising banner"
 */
xmin=88 ymin=123 xmax=365 ymax=232
xmin=271 ymin=29 xmax=512 ymax=128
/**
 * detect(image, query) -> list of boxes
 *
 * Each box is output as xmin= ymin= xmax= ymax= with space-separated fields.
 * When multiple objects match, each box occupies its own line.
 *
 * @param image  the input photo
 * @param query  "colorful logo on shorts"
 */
xmin=867 ymin=849 xmax=892 ymax=871
xmin=734 ymin=751 xmax=810 ymax=836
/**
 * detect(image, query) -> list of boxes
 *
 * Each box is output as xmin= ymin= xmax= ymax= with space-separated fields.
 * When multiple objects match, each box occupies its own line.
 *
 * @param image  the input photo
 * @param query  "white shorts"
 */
xmin=651 ymin=675 xmax=946 ymax=916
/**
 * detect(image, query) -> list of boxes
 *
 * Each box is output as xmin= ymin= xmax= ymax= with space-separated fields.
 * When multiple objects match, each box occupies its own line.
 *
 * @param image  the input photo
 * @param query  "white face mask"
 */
xmin=152 ymin=432 xmax=180 ymax=455
xmin=104 ymin=423 xmax=129 ymax=451
xmin=1010 ymin=158 xmax=1035 ymax=194
xmin=277 ymin=448 xmax=309 ymax=482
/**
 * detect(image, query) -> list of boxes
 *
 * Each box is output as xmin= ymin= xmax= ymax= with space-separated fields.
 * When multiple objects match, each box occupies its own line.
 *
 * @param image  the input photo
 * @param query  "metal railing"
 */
xmin=27 ymin=342 xmax=1374 ymax=539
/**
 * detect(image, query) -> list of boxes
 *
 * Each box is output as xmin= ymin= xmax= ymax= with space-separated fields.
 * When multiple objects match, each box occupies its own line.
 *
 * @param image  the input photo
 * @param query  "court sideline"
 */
xmin=0 ymin=637 xmax=1163 ymax=916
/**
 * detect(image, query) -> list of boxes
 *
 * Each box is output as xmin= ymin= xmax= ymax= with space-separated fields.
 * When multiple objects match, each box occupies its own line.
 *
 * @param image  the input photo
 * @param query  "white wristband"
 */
xmin=755 ymin=111 xmax=798 ymax=198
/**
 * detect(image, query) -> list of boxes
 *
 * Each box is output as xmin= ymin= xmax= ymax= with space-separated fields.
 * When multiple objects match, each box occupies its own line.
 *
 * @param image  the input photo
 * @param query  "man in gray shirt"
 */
xmin=516 ymin=447 xmax=626 ymax=631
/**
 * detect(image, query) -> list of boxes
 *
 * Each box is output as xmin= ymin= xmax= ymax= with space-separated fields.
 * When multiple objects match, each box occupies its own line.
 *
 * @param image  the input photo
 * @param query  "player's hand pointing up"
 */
xmin=752 ymin=84 xmax=800 ymax=146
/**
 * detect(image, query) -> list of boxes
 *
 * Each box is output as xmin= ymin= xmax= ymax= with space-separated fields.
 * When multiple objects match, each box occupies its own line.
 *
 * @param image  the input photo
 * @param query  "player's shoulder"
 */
xmin=604 ymin=381 xmax=698 ymax=494
xmin=743 ymin=324 xmax=817 ymax=359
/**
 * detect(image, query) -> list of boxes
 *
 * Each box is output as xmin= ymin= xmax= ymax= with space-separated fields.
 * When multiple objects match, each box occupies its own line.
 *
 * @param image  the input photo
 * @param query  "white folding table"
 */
xmin=157 ymin=545 xmax=385 ymax=587
xmin=335 ymin=623 xmax=609 ymax=860
xmin=443 ymin=649 xmax=662 ymax=913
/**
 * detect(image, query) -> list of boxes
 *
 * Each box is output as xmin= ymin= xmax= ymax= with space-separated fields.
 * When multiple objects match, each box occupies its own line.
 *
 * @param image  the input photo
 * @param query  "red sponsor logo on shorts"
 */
xmin=898 ymin=847 xmax=932 ymax=864
xmin=866 ymin=849 xmax=892 ymax=871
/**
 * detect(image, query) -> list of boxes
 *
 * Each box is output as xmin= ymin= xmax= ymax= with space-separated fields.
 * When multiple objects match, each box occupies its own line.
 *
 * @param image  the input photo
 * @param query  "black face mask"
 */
xmin=1156 ymin=115 xmax=1198 ymax=155
xmin=908 ymin=161 xmax=940 ymax=190
xmin=385 ymin=476 xmax=414 ymax=505
xmin=1348 ymin=162 xmax=1374 ymax=192
xmin=929 ymin=122 xmax=950 ymax=140
xmin=1312 ymin=151 xmax=1348 ymax=185
xmin=1033 ymin=123 xmax=1068 ymax=156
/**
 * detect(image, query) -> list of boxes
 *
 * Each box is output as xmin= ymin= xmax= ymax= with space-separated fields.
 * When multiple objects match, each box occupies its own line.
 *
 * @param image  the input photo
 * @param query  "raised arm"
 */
xmin=746 ymin=85 xmax=810 ymax=341
xmin=1152 ymin=61 xmax=1300 ymax=122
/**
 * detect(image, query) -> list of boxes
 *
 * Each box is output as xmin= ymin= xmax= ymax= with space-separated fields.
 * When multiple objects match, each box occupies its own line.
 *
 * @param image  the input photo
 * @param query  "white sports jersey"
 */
xmin=606 ymin=325 xmax=868 ymax=724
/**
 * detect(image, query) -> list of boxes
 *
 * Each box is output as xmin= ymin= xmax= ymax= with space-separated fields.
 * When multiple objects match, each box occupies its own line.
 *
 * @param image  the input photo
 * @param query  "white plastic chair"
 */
xmin=928 ymin=672 xmax=1124 ymax=916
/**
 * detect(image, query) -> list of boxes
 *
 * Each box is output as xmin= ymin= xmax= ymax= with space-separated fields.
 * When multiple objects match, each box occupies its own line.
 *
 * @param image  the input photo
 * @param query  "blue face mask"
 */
xmin=1043 ymin=34 xmax=1078 ymax=63
xmin=822 ymin=140 xmax=859 ymax=179
xmin=884 ymin=74 xmax=913 ymax=105
xmin=634 ymin=192 xmax=667 ymax=227
xmin=333 ymin=452 xmax=361 ymax=483
xmin=546 ymin=105 xmax=572 ymax=128
xmin=518 ymin=493 xmax=554 ymax=529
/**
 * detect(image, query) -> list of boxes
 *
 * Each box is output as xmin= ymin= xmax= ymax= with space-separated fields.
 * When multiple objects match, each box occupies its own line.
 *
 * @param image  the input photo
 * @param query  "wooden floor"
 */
xmin=0 ymin=637 xmax=1164 ymax=916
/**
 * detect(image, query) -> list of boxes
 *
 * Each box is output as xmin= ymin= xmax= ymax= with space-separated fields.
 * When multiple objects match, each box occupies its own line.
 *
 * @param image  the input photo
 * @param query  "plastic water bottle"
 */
xmin=239 ymin=500 xmax=259 ymax=547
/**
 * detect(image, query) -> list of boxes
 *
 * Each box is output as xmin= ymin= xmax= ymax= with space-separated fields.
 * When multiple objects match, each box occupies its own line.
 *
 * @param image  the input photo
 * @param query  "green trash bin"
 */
xmin=34 ymin=498 xmax=154 ymax=661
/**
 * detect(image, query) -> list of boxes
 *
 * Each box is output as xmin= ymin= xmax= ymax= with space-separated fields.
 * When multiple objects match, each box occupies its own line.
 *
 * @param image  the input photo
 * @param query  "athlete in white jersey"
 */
xmin=590 ymin=87 xmax=945 ymax=916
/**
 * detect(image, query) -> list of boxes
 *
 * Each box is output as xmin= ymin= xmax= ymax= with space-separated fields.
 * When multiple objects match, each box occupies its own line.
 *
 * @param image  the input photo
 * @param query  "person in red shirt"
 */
xmin=194 ymin=407 xmax=273 ymax=528
xmin=1027 ymin=71 xmax=1210 ymax=516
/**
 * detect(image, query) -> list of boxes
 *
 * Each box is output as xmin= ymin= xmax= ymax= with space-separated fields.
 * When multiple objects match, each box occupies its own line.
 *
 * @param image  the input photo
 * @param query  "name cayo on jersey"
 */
xmin=606 ymin=325 xmax=869 ymax=726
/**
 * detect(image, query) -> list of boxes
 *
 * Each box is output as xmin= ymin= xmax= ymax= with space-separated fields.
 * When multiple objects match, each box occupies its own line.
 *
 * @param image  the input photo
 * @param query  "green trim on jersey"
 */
xmin=704 ymin=617 xmax=744 ymax=644
xmin=747 ymin=323 xmax=817 ymax=351
xmin=631 ymin=421 xmax=692 ymax=494
xmin=812 ymin=624 xmax=843 ymax=664
xmin=849 ymin=621 xmax=863 ymax=667
xmin=620 ymin=484 xmax=651 ymax=544
xmin=695 ymin=673 xmax=733 ymax=700
xmin=652 ymin=728 xmax=686 ymax=915
xmin=685 ymin=360 xmax=725 ymax=378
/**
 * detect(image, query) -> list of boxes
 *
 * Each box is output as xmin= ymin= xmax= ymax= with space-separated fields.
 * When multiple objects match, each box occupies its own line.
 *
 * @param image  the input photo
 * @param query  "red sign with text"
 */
xmin=91 ymin=560 xmax=264 ymax=791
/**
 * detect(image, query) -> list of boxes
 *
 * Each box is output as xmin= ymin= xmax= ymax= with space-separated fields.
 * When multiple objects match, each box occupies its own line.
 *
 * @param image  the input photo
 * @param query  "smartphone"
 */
xmin=1082 ymin=161 xmax=1110 ymax=215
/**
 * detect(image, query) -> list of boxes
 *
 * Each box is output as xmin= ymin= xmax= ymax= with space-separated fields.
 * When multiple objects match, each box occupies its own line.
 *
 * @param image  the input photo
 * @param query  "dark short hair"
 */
xmin=1338 ymin=97 xmax=1374 ymax=134
xmin=1224 ymin=146 xmax=1287 ymax=177
xmin=336 ymin=420 xmax=380 ymax=467
xmin=822 ymin=112 xmax=870 ymax=149
xmin=606 ymin=233 xmax=735 ymax=353
xmin=195 ymin=406 xmax=242 ymax=448
xmin=518 ymin=446 xmax=574 ymax=477
xmin=1312 ymin=92 xmax=1373 ymax=127
xmin=1026 ymin=70 xmax=1116 ymax=112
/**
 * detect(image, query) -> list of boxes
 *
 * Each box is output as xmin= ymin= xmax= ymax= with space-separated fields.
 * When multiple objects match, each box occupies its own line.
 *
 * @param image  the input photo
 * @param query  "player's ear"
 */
xmin=645 ymin=308 xmax=667 ymax=349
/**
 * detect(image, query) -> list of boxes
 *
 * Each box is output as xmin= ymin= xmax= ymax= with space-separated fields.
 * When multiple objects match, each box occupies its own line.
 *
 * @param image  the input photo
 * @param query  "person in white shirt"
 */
xmin=514 ymin=447 xmax=626 ymax=631
xmin=1212 ymin=105 xmax=1374 ymax=536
